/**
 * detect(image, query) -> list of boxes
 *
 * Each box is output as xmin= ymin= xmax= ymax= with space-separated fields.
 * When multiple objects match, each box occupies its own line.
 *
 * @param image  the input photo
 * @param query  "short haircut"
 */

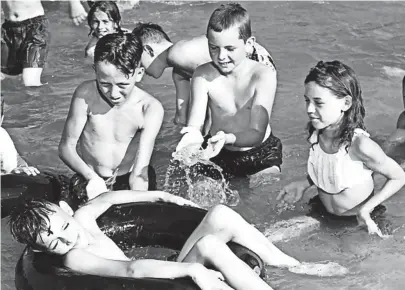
xmin=87 ymin=1 xmax=123 ymax=36
xmin=132 ymin=22 xmax=171 ymax=44
xmin=207 ymin=3 xmax=251 ymax=42
xmin=9 ymin=198 xmax=56 ymax=251
xmin=94 ymin=33 xmax=143 ymax=77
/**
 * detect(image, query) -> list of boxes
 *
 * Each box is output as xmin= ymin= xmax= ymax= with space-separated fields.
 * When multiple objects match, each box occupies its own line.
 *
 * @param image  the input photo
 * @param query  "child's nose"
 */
xmin=307 ymin=102 xmax=315 ymax=114
xmin=218 ymin=49 xmax=227 ymax=60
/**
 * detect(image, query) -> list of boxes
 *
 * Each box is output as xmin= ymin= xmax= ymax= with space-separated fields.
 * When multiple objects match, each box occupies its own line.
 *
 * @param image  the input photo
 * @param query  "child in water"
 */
xmin=277 ymin=61 xmax=405 ymax=237
xmin=0 ymin=98 xmax=39 ymax=175
xmin=85 ymin=1 xmax=127 ymax=59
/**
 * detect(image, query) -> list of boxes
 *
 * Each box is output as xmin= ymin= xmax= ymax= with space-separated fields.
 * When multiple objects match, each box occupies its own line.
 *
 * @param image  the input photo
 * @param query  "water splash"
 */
xmin=288 ymin=261 xmax=349 ymax=277
xmin=164 ymin=146 xmax=240 ymax=209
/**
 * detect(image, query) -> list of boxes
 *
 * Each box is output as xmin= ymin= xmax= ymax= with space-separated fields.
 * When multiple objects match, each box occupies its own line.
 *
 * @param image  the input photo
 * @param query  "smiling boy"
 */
xmin=10 ymin=189 xmax=302 ymax=290
xmin=132 ymin=10 xmax=275 ymax=126
xmin=59 ymin=33 xmax=163 ymax=200
xmin=175 ymin=4 xmax=281 ymax=177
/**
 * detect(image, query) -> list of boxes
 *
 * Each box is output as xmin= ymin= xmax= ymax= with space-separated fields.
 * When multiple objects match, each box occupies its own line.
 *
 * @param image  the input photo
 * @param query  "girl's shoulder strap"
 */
xmin=309 ymin=129 xmax=319 ymax=144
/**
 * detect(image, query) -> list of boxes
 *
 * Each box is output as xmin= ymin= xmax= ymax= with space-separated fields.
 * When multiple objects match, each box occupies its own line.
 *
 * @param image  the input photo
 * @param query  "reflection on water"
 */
xmin=2 ymin=1 xmax=405 ymax=290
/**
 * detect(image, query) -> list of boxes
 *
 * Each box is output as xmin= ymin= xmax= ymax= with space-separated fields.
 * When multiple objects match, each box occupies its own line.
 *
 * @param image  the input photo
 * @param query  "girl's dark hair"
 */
xmin=305 ymin=60 xmax=366 ymax=151
xmin=207 ymin=3 xmax=251 ymax=42
xmin=87 ymin=1 xmax=123 ymax=37
xmin=9 ymin=198 xmax=56 ymax=250
xmin=94 ymin=33 xmax=143 ymax=77
xmin=132 ymin=22 xmax=171 ymax=44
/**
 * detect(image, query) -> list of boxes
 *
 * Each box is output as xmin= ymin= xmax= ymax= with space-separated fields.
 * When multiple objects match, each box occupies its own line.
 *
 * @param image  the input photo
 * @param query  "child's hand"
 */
xmin=86 ymin=176 xmax=108 ymax=200
xmin=12 ymin=166 xmax=40 ymax=176
xmin=357 ymin=208 xmax=387 ymax=238
xmin=69 ymin=2 xmax=87 ymax=26
xmin=203 ymin=131 xmax=227 ymax=160
xmin=191 ymin=264 xmax=232 ymax=290
xmin=175 ymin=127 xmax=204 ymax=153
xmin=277 ymin=181 xmax=307 ymax=204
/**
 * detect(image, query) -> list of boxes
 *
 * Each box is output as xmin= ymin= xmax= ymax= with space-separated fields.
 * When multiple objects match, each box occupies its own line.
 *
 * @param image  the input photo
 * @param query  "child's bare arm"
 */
xmin=85 ymin=36 xmax=98 ymax=58
xmin=402 ymin=75 xmax=405 ymax=107
xmin=68 ymin=0 xmax=87 ymax=26
xmin=128 ymin=100 xmax=164 ymax=190
xmin=354 ymin=135 xmax=405 ymax=214
xmin=187 ymin=66 xmax=210 ymax=131
xmin=64 ymin=249 xmax=211 ymax=282
xmin=58 ymin=83 xmax=98 ymax=181
xmin=172 ymin=69 xmax=191 ymax=125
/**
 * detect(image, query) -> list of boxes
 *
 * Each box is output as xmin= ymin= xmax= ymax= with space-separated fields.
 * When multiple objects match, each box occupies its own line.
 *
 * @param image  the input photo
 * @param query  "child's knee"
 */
xmin=206 ymin=204 xmax=237 ymax=226
xmin=195 ymin=234 xmax=224 ymax=257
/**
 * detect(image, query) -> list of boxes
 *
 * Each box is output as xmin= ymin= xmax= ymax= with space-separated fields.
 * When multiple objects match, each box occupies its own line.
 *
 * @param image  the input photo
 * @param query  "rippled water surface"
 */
xmin=2 ymin=1 xmax=405 ymax=289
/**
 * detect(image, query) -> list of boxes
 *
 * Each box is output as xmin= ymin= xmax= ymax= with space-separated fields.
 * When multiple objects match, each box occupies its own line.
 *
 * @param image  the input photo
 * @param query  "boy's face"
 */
xmin=90 ymin=11 xmax=118 ymax=38
xmin=95 ymin=61 xmax=144 ymax=106
xmin=35 ymin=204 xmax=80 ymax=255
xmin=207 ymin=26 xmax=248 ymax=75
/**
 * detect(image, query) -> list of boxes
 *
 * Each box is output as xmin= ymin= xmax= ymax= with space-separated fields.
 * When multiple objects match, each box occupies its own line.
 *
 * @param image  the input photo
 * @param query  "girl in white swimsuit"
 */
xmin=277 ymin=60 xmax=405 ymax=237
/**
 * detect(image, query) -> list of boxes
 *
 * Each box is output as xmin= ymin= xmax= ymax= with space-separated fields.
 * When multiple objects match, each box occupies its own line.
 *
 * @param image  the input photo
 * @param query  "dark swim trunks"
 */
xmin=1 ymin=15 xmax=50 ymax=75
xmin=69 ymin=166 xmax=157 ymax=206
xmin=204 ymin=133 xmax=283 ymax=177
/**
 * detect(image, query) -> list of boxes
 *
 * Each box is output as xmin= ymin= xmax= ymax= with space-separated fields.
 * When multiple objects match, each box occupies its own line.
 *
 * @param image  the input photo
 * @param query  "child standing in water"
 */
xmin=173 ymin=3 xmax=281 ymax=177
xmin=85 ymin=1 xmax=127 ymax=59
xmin=277 ymin=61 xmax=405 ymax=237
xmin=59 ymin=33 xmax=163 ymax=201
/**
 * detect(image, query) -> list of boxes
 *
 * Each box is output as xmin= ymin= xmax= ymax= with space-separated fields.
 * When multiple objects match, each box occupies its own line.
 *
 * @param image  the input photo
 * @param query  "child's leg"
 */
xmin=182 ymin=234 xmax=273 ymax=290
xmin=177 ymin=204 xmax=299 ymax=268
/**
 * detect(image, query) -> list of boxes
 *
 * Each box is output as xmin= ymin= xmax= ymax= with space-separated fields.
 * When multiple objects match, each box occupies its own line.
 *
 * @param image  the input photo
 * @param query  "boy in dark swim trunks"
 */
xmin=174 ymin=3 xmax=281 ymax=177
xmin=59 ymin=33 xmax=163 ymax=201
xmin=9 ymin=189 xmax=313 ymax=290
xmin=1 ymin=0 xmax=87 ymax=86
xmin=132 ymin=4 xmax=276 ymax=127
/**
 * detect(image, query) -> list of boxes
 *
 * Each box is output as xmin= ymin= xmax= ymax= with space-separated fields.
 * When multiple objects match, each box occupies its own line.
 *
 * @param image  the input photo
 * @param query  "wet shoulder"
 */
xmin=170 ymin=36 xmax=209 ymax=70
xmin=75 ymin=80 xmax=97 ymax=98
xmin=194 ymin=62 xmax=221 ymax=82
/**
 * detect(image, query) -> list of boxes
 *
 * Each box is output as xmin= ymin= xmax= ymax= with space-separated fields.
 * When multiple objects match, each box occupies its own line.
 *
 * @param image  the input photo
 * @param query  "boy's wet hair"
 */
xmin=9 ymin=198 xmax=56 ymax=251
xmin=94 ymin=33 xmax=143 ymax=77
xmin=207 ymin=3 xmax=251 ymax=42
xmin=132 ymin=22 xmax=171 ymax=44
xmin=305 ymin=60 xmax=366 ymax=151
xmin=87 ymin=1 xmax=123 ymax=37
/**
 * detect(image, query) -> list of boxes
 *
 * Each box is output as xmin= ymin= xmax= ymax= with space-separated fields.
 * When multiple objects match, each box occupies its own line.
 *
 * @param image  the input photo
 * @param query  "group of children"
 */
xmin=2 ymin=1 xmax=405 ymax=290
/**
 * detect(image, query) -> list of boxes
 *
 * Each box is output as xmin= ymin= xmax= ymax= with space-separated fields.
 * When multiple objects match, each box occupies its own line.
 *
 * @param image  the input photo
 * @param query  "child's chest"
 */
xmin=209 ymin=77 xmax=255 ymax=113
xmin=86 ymin=233 xmax=130 ymax=261
xmin=87 ymin=105 xmax=144 ymax=141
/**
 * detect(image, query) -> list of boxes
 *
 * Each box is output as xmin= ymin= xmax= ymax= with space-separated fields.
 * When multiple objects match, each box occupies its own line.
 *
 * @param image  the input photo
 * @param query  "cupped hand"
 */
xmin=203 ymin=131 xmax=226 ymax=160
xmin=12 ymin=166 xmax=40 ymax=176
xmin=175 ymin=127 xmax=204 ymax=153
xmin=276 ymin=181 xmax=306 ymax=204
xmin=86 ymin=176 xmax=108 ymax=200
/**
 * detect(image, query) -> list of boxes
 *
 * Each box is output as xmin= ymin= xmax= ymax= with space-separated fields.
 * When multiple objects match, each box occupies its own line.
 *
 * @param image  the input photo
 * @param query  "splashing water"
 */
xmin=164 ymin=146 xmax=240 ymax=209
xmin=288 ymin=261 xmax=349 ymax=277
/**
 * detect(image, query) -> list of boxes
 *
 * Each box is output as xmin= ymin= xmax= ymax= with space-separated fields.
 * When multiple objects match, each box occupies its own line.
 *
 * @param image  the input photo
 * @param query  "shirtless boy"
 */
xmin=1 ymin=0 xmax=87 ymax=86
xmin=132 ymin=3 xmax=276 ymax=126
xmin=9 ymin=189 xmax=303 ymax=290
xmin=175 ymin=4 xmax=281 ymax=177
xmin=59 ymin=33 xmax=163 ymax=201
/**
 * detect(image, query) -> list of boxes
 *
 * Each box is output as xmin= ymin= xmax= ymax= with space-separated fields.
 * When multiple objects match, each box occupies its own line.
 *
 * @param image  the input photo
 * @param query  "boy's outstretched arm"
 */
xmin=128 ymin=99 xmax=164 ymax=190
xmin=64 ymin=249 xmax=226 ymax=289
xmin=68 ymin=0 xmax=87 ymax=26
xmin=77 ymin=190 xmax=199 ymax=220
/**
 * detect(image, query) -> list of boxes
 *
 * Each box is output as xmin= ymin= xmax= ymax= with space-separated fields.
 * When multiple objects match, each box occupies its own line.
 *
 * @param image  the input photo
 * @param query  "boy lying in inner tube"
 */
xmin=10 ymin=189 xmax=302 ymax=290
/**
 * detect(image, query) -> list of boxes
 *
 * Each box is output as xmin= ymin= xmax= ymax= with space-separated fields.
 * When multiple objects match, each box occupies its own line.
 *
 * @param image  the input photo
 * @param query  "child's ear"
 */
xmin=135 ymin=66 xmax=145 ymax=82
xmin=144 ymin=45 xmax=155 ymax=58
xmin=343 ymin=95 xmax=353 ymax=111
xmin=246 ymin=36 xmax=256 ymax=47
xmin=59 ymin=201 xmax=74 ymax=216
